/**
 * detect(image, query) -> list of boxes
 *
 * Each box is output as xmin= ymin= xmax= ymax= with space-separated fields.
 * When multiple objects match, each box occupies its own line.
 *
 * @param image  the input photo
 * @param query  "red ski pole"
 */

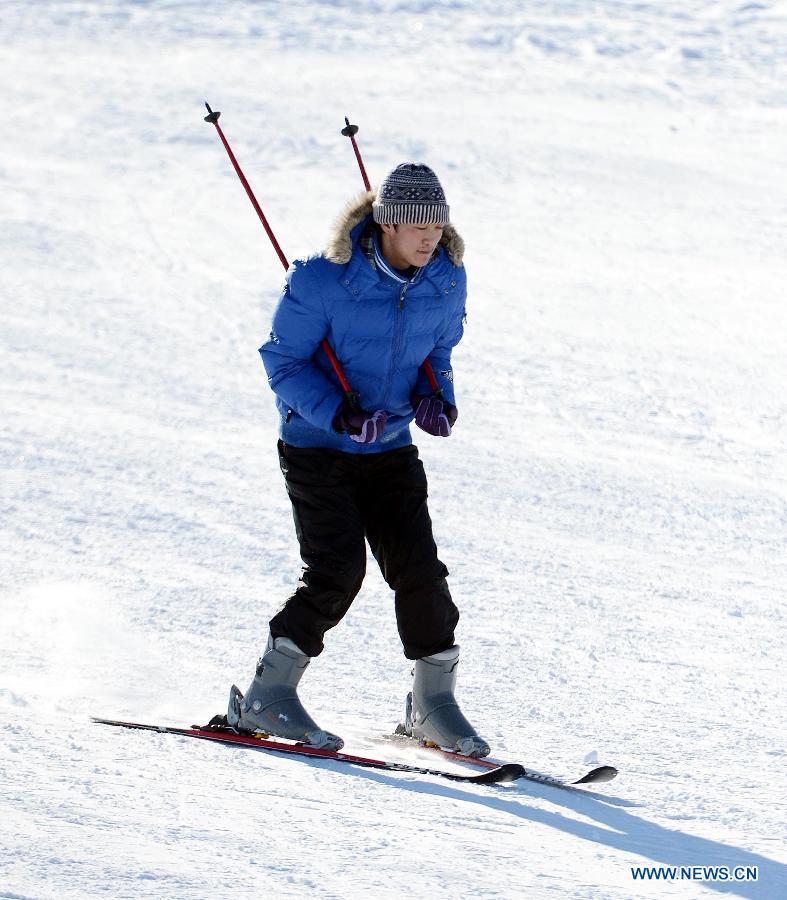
xmin=205 ymin=102 xmax=360 ymax=410
xmin=204 ymin=103 xmax=288 ymax=271
xmin=421 ymin=359 xmax=443 ymax=398
xmin=341 ymin=117 xmax=372 ymax=192
xmin=341 ymin=115 xmax=443 ymax=399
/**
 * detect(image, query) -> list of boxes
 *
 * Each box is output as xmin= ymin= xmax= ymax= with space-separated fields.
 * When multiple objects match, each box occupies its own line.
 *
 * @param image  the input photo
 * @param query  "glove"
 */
xmin=333 ymin=401 xmax=388 ymax=444
xmin=413 ymin=395 xmax=458 ymax=437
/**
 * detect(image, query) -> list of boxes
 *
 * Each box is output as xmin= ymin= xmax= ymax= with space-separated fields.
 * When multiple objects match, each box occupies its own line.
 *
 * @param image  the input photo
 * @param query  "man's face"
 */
xmin=380 ymin=222 xmax=444 ymax=269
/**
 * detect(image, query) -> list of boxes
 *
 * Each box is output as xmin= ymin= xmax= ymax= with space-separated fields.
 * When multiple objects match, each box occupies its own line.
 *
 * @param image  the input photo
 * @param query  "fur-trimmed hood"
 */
xmin=325 ymin=190 xmax=465 ymax=266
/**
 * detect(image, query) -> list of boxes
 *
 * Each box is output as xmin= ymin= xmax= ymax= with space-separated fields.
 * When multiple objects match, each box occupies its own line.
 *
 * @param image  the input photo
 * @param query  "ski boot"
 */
xmin=227 ymin=635 xmax=344 ymax=751
xmin=404 ymin=645 xmax=490 ymax=758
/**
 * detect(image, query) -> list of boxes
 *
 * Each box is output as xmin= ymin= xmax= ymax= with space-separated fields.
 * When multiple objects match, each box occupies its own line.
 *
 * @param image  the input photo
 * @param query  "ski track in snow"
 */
xmin=1 ymin=1 xmax=786 ymax=898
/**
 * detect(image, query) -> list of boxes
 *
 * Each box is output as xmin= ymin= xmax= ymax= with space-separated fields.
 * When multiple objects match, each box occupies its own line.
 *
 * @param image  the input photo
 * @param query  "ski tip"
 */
xmin=573 ymin=765 xmax=618 ymax=784
xmin=471 ymin=763 xmax=526 ymax=784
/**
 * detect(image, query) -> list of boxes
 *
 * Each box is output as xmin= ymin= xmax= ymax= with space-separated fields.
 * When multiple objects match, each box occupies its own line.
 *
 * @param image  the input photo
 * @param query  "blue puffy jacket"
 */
xmin=259 ymin=193 xmax=467 ymax=453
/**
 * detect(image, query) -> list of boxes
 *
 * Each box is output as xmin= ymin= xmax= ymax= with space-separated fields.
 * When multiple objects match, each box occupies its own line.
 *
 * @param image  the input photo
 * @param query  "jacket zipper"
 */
xmin=383 ymin=280 xmax=409 ymax=408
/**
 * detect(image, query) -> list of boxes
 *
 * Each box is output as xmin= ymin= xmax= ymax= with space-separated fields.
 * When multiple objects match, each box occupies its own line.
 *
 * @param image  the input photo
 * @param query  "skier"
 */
xmin=228 ymin=163 xmax=490 ymax=757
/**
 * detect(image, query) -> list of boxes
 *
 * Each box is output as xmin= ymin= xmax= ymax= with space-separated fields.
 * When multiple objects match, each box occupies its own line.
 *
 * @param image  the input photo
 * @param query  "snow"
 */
xmin=1 ymin=1 xmax=786 ymax=897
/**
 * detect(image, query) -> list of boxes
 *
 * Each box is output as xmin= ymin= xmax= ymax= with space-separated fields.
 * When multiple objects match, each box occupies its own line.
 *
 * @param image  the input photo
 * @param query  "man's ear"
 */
xmin=379 ymin=223 xmax=398 ymax=236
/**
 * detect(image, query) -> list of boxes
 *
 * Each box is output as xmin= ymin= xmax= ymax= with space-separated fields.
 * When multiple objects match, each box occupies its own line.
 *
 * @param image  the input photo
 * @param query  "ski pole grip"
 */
xmin=344 ymin=391 xmax=362 ymax=413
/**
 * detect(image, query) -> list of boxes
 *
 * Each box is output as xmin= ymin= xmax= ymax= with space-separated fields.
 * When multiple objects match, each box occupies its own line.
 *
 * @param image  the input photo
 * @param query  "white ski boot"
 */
xmin=228 ymin=635 xmax=343 ymax=751
xmin=404 ymin=645 xmax=490 ymax=758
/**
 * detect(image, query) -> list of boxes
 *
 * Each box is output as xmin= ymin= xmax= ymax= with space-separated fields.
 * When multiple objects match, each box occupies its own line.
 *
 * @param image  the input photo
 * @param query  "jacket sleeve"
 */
xmin=259 ymin=261 xmax=344 ymax=431
xmin=414 ymin=267 xmax=466 ymax=405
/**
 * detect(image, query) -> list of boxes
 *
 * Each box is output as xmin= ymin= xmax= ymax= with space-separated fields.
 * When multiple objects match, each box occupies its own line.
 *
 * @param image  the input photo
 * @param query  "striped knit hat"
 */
xmin=372 ymin=163 xmax=450 ymax=226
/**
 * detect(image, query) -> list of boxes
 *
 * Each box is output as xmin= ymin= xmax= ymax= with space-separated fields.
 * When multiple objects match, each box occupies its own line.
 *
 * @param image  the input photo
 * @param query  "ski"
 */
xmin=91 ymin=717 xmax=524 ymax=786
xmin=92 ymin=716 xmax=617 ymax=790
xmin=440 ymin=752 xmax=617 ymax=788
xmin=387 ymin=730 xmax=618 ymax=788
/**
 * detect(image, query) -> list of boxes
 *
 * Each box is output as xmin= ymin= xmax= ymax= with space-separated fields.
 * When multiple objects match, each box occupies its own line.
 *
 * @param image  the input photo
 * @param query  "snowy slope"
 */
xmin=1 ymin=1 xmax=786 ymax=897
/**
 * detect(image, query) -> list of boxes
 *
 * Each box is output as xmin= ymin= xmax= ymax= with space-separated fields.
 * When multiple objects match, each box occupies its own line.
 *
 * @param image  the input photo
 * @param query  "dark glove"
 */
xmin=333 ymin=401 xmax=388 ymax=444
xmin=413 ymin=395 xmax=458 ymax=437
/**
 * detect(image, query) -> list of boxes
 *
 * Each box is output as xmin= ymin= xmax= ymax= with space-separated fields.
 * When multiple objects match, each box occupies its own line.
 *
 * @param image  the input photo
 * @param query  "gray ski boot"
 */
xmin=404 ymin=645 xmax=490 ymax=758
xmin=227 ymin=635 xmax=344 ymax=751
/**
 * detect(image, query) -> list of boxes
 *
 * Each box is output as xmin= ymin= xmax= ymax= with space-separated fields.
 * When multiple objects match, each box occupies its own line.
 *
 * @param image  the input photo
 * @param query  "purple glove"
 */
xmin=414 ymin=396 xmax=458 ymax=437
xmin=333 ymin=402 xmax=388 ymax=444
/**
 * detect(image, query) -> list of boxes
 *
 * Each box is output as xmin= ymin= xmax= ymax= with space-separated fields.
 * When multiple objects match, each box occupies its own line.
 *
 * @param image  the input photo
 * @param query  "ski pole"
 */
xmin=341 ymin=117 xmax=371 ymax=192
xmin=204 ymin=102 xmax=288 ymax=271
xmin=341 ymin=115 xmax=443 ymax=399
xmin=205 ymin=102 xmax=360 ymax=411
xmin=422 ymin=359 xmax=442 ymax=398
xmin=320 ymin=342 xmax=359 ymax=408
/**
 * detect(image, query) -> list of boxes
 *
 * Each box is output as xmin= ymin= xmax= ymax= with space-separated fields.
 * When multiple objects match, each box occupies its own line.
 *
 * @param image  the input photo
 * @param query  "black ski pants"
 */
xmin=269 ymin=441 xmax=459 ymax=660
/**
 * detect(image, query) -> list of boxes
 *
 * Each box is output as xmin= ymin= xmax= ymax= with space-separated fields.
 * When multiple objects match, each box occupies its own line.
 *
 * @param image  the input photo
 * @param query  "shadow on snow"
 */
xmin=289 ymin=754 xmax=783 ymax=899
